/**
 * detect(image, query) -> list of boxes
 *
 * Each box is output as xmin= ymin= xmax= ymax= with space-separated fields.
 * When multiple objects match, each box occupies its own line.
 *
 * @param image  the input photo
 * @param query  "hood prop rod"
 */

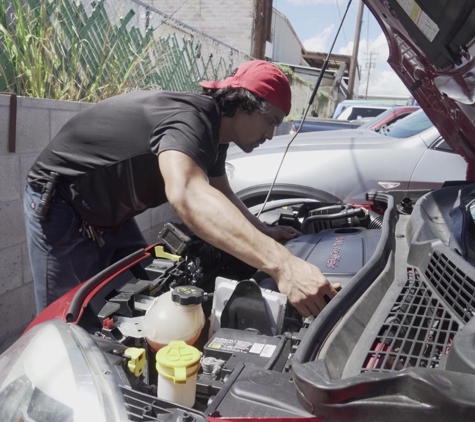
xmin=257 ymin=0 xmax=354 ymax=217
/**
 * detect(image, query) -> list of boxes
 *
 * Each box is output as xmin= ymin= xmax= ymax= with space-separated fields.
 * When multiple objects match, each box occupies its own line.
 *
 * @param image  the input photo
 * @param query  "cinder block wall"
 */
xmin=0 ymin=94 xmax=166 ymax=353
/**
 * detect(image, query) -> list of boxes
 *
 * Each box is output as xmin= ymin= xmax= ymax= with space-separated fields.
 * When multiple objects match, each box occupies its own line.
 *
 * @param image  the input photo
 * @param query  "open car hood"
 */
xmin=364 ymin=0 xmax=475 ymax=179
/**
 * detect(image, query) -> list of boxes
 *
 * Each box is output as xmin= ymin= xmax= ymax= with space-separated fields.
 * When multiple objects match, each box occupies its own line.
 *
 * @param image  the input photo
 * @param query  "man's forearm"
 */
xmin=169 ymin=178 xmax=291 ymax=278
xmin=221 ymin=189 xmax=269 ymax=233
xmin=210 ymin=178 xmax=301 ymax=244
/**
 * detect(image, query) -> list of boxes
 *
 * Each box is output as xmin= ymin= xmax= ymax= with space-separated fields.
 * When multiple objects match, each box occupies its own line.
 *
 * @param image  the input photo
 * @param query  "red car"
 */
xmin=1 ymin=1 xmax=475 ymax=421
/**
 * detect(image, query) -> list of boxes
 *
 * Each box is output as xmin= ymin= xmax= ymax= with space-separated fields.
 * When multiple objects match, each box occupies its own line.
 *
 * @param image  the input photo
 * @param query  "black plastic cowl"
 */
xmin=172 ymin=286 xmax=204 ymax=305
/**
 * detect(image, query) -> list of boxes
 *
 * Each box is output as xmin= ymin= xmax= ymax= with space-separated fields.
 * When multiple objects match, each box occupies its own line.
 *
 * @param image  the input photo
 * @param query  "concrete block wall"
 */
xmin=145 ymin=0 xmax=255 ymax=55
xmin=0 ymin=95 xmax=89 ymax=353
xmin=287 ymin=80 xmax=316 ymax=120
xmin=0 ymin=95 xmax=168 ymax=354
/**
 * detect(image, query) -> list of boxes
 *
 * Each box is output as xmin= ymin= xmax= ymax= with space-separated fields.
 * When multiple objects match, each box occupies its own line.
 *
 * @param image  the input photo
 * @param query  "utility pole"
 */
xmin=364 ymin=51 xmax=377 ymax=99
xmin=253 ymin=0 xmax=273 ymax=59
xmin=347 ymin=0 xmax=365 ymax=99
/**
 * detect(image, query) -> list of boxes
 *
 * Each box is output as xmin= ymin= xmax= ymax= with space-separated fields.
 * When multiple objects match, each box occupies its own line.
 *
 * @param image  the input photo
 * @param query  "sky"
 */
xmin=273 ymin=0 xmax=411 ymax=99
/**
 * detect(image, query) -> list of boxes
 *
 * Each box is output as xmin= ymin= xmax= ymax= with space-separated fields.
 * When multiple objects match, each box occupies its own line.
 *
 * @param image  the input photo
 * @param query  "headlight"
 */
xmin=0 ymin=319 xmax=128 ymax=422
xmin=225 ymin=162 xmax=235 ymax=181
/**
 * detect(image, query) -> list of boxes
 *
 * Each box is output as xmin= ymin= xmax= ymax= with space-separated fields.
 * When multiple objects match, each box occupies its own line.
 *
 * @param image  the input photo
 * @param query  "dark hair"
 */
xmin=201 ymin=86 xmax=269 ymax=117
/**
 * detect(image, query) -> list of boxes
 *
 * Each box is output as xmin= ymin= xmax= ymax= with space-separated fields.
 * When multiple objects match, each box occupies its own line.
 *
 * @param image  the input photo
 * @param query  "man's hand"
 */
xmin=275 ymin=256 xmax=341 ymax=317
xmin=262 ymin=225 xmax=301 ymax=243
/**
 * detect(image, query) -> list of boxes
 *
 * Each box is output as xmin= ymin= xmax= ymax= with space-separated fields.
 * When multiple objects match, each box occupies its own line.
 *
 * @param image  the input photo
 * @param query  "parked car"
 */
xmin=289 ymin=116 xmax=364 ymax=134
xmin=334 ymin=103 xmax=390 ymax=121
xmin=226 ymin=109 xmax=467 ymax=206
xmin=358 ymin=105 xmax=420 ymax=132
xmin=332 ymin=99 xmax=410 ymax=119
xmin=332 ymin=98 xmax=417 ymax=120
xmin=3 ymin=1 xmax=475 ymax=422
xmin=284 ymin=105 xmax=419 ymax=135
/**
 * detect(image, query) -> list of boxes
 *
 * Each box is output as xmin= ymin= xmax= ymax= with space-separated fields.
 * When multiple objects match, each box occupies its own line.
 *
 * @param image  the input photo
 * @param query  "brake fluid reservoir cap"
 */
xmin=172 ymin=286 xmax=204 ymax=305
xmin=156 ymin=340 xmax=201 ymax=383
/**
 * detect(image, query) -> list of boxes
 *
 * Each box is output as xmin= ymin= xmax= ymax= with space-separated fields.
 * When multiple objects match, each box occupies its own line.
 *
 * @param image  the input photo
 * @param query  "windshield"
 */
xmin=382 ymin=109 xmax=433 ymax=138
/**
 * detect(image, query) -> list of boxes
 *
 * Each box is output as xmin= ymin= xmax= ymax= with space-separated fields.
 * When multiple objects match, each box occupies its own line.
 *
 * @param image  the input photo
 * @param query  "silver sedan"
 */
xmin=226 ymin=110 xmax=467 ymax=205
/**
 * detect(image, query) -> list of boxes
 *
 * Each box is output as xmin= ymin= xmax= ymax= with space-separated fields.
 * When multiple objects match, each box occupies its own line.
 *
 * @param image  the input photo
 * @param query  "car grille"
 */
xmin=362 ymin=267 xmax=459 ymax=373
xmin=426 ymin=252 xmax=475 ymax=323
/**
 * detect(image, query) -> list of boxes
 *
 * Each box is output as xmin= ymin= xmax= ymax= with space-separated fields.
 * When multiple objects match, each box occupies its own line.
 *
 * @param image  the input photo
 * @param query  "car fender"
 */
xmin=409 ymin=148 xmax=468 ymax=190
xmin=235 ymin=183 xmax=343 ymax=207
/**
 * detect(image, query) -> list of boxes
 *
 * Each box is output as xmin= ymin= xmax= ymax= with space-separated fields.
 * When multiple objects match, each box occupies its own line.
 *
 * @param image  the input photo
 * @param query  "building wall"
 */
xmin=270 ymin=8 xmax=308 ymax=66
xmin=144 ymin=0 xmax=256 ymax=55
xmin=0 ymin=95 xmax=165 ymax=353
xmin=142 ymin=2 xmax=310 ymax=66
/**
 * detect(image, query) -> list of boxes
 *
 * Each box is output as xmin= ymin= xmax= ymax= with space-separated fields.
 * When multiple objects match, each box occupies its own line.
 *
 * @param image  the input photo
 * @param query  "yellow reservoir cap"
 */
xmin=155 ymin=341 xmax=201 ymax=384
xmin=124 ymin=348 xmax=146 ymax=377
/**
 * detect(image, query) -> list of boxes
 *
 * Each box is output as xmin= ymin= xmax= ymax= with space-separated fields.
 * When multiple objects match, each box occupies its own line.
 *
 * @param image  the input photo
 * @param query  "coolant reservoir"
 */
xmin=144 ymin=286 xmax=205 ymax=351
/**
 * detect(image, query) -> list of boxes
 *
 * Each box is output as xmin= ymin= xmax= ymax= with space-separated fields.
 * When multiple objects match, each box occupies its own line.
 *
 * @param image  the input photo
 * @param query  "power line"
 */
xmin=169 ymin=0 xmax=193 ymax=19
xmin=334 ymin=0 xmax=349 ymax=47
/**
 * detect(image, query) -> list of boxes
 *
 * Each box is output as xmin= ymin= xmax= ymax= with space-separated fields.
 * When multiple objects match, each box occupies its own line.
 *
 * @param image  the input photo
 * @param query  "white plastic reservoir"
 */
xmin=143 ymin=286 xmax=205 ymax=351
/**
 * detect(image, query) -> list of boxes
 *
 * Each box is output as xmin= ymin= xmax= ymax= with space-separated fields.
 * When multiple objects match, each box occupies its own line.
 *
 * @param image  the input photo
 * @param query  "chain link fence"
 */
xmin=0 ymin=0 xmax=251 ymax=101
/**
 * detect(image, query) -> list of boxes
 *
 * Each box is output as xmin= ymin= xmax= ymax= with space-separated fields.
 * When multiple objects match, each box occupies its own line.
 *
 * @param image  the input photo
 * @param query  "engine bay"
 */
xmin=65 ymin=199 xmax=385 ymax=420
xmin=37 ymin=184 xmax=475 ymax=422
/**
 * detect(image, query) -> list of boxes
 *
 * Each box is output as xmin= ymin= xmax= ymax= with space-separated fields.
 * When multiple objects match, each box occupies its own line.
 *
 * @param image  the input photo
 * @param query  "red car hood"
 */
xmin=364 ymin=0 xmax=475 ymax=179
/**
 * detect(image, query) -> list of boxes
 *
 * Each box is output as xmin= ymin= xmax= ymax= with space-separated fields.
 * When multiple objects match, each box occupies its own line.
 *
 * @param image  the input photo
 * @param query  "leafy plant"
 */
xmin=0 ymin=0 xmax=166 ymax=101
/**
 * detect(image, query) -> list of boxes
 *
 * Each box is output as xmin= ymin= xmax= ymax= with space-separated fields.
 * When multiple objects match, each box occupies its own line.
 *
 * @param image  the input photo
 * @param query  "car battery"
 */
xmin=204 ymin=328 xmax=284 ymax=373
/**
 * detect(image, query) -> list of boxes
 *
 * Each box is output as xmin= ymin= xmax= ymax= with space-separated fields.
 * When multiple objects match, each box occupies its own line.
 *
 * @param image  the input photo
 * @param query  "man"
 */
xmin=24 ymin=60 xmax=340 ymax=316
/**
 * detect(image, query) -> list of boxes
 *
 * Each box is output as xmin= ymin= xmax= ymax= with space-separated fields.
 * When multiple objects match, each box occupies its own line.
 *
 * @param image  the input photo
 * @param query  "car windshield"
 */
xmin=381 ymin=109 xmax=433 ymax=138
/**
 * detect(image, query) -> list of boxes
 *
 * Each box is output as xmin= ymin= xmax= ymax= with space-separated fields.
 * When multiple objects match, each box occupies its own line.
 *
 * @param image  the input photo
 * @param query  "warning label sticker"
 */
xmin=208 ymin=338 xmax=276 ymax=357
xmin=396 ymin=0 xmax=439 ymax=42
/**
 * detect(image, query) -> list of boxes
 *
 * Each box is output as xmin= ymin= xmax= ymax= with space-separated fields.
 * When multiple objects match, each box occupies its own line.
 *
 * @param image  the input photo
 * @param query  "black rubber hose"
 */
xmin=308 ymin=204 xmax=346 ymax=215
xmin=367 ymin=212 xmax=384 ymax=229
xmin=302 ymin=207 xmax=367 ymax=234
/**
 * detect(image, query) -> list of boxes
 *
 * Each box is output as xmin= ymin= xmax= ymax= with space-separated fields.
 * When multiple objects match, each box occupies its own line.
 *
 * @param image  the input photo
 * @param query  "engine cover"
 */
xmin=284 ymin=227 xmax=382 ymax=287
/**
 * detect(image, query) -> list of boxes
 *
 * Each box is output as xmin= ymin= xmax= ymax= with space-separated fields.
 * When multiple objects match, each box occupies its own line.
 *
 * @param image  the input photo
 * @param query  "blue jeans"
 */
xmin=24 ymin=184 xmax=147 ymax=314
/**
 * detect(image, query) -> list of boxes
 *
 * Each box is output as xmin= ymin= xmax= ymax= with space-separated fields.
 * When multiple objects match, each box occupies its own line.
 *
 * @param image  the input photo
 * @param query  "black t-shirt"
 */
xmin=27 ymin=91 xmax=227 ymax=228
